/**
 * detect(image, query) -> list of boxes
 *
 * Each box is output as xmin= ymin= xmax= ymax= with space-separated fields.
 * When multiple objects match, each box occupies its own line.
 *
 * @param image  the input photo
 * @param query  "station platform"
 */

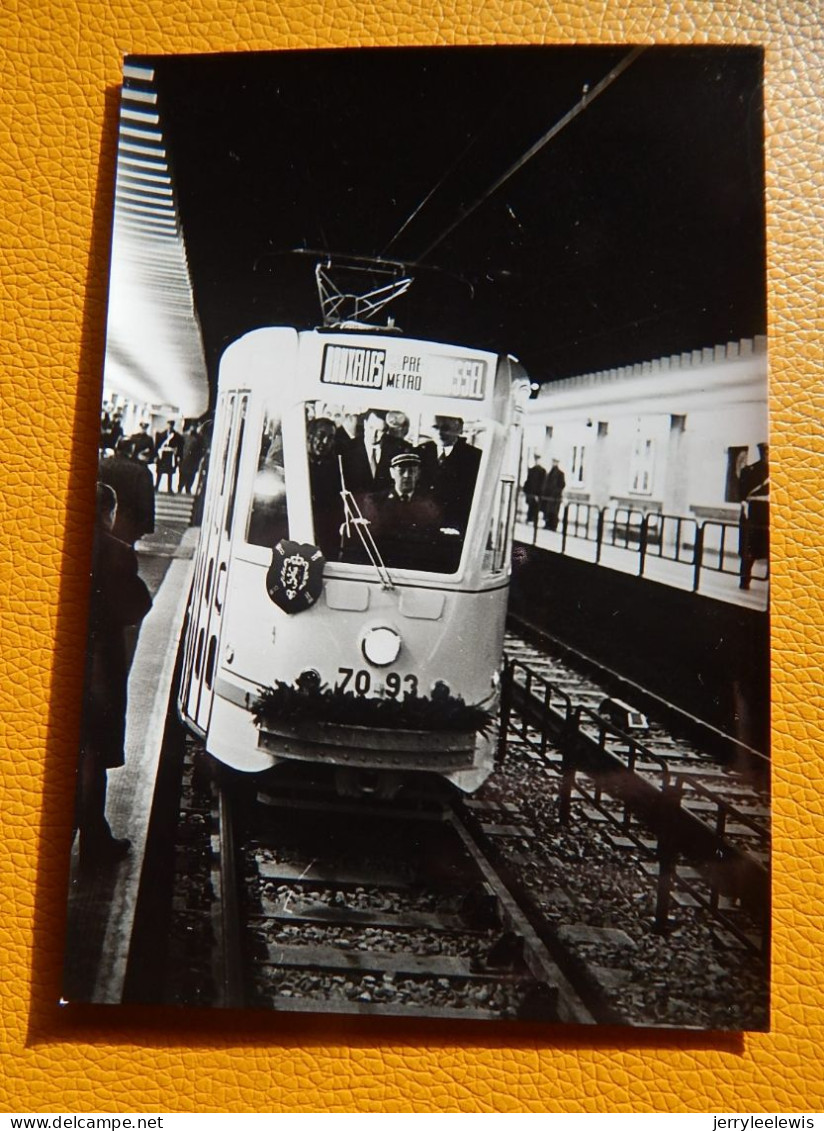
xmin=513 ymin=521 xmax=768 ymax=612
xmin=62 ymin=523 xmax=196 ymax=1005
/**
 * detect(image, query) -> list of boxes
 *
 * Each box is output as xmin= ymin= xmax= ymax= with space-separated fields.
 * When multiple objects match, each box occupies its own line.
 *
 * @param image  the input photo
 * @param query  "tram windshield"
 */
xmin=304 ymin=401 xmax=486 ymax=574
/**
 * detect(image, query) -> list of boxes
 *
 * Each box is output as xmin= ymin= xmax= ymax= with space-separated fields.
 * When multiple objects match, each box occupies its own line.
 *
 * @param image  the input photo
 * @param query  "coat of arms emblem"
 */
xmin=266 ymin=540 xmax=325 ymax=614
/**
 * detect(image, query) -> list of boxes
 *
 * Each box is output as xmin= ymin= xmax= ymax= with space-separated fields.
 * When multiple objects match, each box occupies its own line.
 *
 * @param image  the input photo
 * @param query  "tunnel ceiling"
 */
xmin=125 ymin=45 xmax=766 ymax=398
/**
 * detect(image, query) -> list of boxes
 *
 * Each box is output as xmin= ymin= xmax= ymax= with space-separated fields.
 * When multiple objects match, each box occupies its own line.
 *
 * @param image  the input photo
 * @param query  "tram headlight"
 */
xmin=361 ymin=626 xmax=402 ymax=667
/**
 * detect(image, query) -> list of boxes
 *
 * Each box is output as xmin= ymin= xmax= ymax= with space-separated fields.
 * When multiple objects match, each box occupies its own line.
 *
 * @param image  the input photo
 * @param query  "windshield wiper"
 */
xmin=338 ymin=456 xmax=397 ymax=591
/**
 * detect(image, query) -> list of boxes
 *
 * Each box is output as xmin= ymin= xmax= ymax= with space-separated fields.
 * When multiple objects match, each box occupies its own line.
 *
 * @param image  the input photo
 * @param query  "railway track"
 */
xmin=215 ymin=778 xmax=593 ymax=1022
xmin=502 ymin=621 xmax=770 ymax=956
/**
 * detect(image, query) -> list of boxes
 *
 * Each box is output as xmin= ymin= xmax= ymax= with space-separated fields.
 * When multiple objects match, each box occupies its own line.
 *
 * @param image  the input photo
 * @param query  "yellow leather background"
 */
xmin=1 ymin=0 xmax=821 ymax=1114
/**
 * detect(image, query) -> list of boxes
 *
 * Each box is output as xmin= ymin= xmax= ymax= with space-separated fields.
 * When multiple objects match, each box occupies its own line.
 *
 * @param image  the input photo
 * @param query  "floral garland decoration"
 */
xmin=252 ymin=676 xmax=494 ymax=734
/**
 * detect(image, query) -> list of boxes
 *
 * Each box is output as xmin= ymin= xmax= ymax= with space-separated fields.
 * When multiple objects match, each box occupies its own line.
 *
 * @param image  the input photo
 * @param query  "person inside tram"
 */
xmin=340 ymin=407 xmax=413 ymax=498
xmin=334 ymin=409 xmax=359 ymax=451
xmin=339 ymin=408 xmax=387 ymax=497
xmin=385 ymin=409 xmax=412 ymax=445
xmin=307 ymin=416 xmax=344 ymax=560
xmin=417 ymin=415 xmax=481 ymax=535
xmin=370 ymin=451 xmax=447 ymax=570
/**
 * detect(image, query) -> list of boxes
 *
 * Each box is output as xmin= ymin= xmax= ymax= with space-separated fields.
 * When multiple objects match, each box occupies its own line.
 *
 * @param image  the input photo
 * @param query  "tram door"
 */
xmin=181 ymin=391 xmax=248 ymax=734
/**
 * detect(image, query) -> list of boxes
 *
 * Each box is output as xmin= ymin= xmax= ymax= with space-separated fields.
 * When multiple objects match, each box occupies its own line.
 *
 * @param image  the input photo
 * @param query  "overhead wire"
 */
xmin=380 ymin=90 xmax=519 ymax=258
xmin=415 ymin=46 xmax=646 ymax=262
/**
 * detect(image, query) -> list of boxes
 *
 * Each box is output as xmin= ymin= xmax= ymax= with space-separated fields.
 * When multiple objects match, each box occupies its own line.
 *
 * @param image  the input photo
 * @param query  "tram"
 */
xmin=178 ymin=261 xmax=527 ymax=794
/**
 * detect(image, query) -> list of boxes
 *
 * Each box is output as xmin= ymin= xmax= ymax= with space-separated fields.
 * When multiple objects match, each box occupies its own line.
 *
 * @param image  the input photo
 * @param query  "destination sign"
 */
xmin=320 ymin=343 xmax=487 ymax=400
xmin=426 ymin=356 xmax=487 ymax=400
xmin=321 ymin=344 xmax=386 ymax=388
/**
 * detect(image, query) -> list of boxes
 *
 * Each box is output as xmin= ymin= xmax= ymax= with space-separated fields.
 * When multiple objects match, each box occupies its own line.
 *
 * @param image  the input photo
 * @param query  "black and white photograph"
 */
xmin=64 ymin=45 xmax=769 ymax=1030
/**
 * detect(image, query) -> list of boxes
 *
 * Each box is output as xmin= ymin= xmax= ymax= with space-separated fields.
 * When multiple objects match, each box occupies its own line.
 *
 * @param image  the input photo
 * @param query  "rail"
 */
xmin=523 ymin=500 xmax=768 ymax=591
xmin=500 ymin=655 xmax=770 ymax=958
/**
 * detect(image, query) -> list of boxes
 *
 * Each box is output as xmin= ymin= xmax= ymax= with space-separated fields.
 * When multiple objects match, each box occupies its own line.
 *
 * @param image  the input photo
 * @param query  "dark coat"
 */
xmin=417 ymin=437 xmax=481 ymax=533
xmin=368 ymin=486 xmax=450 ymax=571
xmin=128 ymin=430 xmax=155 ymax=460
xmin=98 ymin=453 xmax=155 ymax=544
xmin=542 ymin=465 xmax=566 ymax=528
xmin=738 ymin=457 xmax=769 ymax=561
xmin=82 ymin=530 xmax=152 ymax=768
xmin=309 ymin=455 xmax=345 ymax=560
xmin=179 ymin=430 xmax=204 ymax=480
xmin=154 ymin=428 xmax=183 ymax=472
xmin=523 ymin=463 xmax=546 ymax=497
xmin=543 ymin=465 xmax=566 ymax=501
xmin=340 ymin=434 xmax=411 ymax=496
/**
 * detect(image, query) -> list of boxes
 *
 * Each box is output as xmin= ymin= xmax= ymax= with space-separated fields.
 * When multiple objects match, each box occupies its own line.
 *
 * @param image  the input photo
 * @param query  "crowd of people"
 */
xmin=307 ymin=408 xmax=481 ymax=572
xmin=99 ymin=412 xmax=206 ymax=496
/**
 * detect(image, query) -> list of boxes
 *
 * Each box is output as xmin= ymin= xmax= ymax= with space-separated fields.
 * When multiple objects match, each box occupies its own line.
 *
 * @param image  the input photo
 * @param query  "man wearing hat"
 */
xmin=128 ymin=421 xmax=155 ymax=462
xmin=369 ymin=451 xmax=452 ymax=571
xmin=417 ymin=415 xmax=481 ymax=534
xmin=542 ymin=458 xmax=566 ymax=531
xmin=154 ymin=419 xmax=183 ymax=493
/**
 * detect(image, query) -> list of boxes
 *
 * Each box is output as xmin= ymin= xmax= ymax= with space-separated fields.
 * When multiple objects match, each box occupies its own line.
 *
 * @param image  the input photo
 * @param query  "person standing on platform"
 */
xmin=98 ymin=439 xmax=155 ymax=547
xmin=128 ymin=420 xmax=155 ymax=463
xmin=542 ymin=458 xmax=566 ymax=531
xmin=75 ymin=483 xmax=152 ymax=870
xmin=155 ymin=419 xmax=182 ymax=493
xmin=178 ymin=423 xmax=204 ymax=495
xmin=99 ymin=411 xmax=123 ymax=455
xmin=522 ymin=456 xmax=546 ymax=525
xmin=738 ymin=442 xmax=769 ymax=589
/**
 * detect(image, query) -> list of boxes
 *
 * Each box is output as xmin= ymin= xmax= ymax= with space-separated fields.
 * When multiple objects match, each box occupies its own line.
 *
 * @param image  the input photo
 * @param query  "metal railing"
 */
xmin=521 ymin=499 xmax=768 ymax=591
xmin=499 ymin=655 xmax=770 ymax=956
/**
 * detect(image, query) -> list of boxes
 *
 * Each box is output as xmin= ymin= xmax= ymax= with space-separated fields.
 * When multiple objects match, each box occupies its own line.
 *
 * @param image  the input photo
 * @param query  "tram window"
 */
xmin=205 ymin=634 xmax=217 ymax=690
xmin=194 ymin=626 xmax=204 ymax=679
xmin=246 ymin=410 xmax=289 ymax=548
xmin=219 ymin=395 xmax=235 ymax=496
xmin=483 ymin=479 xmax=514 ymax=574
xmin=224 ymin=396 xmax=247 ymax=537
xmin=307 ymin=401 xmax=484 ymax=573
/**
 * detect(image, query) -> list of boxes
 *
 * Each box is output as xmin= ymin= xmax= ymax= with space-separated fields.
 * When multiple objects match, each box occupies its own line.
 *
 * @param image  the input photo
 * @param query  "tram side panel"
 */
xmin=179 ymin=329 xmax=299 ymax=739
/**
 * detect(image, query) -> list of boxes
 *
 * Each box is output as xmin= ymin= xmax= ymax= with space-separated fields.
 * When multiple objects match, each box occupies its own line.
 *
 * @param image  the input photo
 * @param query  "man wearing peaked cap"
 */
xmin=154 ymin=418 xmax=183 ymax=493
xmin=363 ymin=449 xmax=452 ymax=570
xmin=388 ymin=449 xmax=422 ymax=495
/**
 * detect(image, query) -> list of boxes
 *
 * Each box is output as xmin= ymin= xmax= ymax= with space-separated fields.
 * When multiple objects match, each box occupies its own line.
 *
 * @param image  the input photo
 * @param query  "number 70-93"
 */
xmin=336 ymin=667 xmax=419 ymax=698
